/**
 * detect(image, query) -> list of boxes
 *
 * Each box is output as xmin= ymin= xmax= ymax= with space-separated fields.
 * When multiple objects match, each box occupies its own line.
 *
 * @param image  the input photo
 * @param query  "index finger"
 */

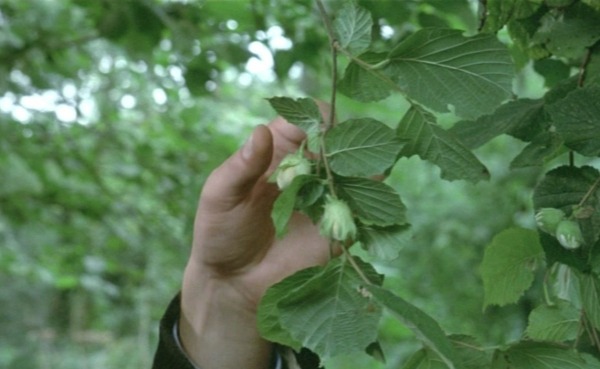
xmin=266 ymin=101 xmax=332 ymax=174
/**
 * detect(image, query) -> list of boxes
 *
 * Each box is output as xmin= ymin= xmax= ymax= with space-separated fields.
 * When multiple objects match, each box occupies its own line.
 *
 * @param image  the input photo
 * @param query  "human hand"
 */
xmin=179 ymin=114 xmax=330 ymax=369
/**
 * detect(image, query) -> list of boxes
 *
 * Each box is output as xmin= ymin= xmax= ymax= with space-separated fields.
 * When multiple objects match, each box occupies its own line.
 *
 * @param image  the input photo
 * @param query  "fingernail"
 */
xmin=242 ymin=131 xmax=254 ymax=160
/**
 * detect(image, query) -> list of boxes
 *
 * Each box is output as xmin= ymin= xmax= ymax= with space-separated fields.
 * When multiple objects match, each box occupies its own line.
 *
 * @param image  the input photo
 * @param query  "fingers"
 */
xmin=267 ymin=102 xmax=332 ymax=172
xmin=266 ymin=117 xmax=306 ymax=173
xmin=198 ymin=101 xmax=331 ymax=212
xmin=200 ymin=125 xmax=273 ymax=212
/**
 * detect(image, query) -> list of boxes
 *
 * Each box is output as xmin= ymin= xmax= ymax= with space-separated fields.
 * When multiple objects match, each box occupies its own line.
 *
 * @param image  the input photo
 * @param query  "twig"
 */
xmin=315 ymin=0 xmax=373 ymax=283
xmin=315 ymin=0 xmax=337 ymax=129
xmin=316 ymin=0 xmax=410 ymax=105
xmin=478 ymin=0 xmax=488 ymax=32
xmin=569 ymin=151 xmax=575 ymax=167
xmin=319 ymin=134 xmax=338 ymax=198
xmin=314 ymin=0 xmax=339 ymax=198
xmin=316 ymin=0 xmax=336 ymax=44
xmin=578 ymin=45 xmax=594 ymax=87
xmin=328 ymin=46 xmax=338 ymax=129
xmin=568 ymin=42 xmax=598 ymax=166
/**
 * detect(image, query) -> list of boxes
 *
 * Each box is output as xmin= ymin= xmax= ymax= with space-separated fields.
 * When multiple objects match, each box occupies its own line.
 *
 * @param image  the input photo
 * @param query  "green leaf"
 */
xmin=481 ymin=227 xmax=544 ymax=308
xmin=333 ymin=2 xmax=372 ymax=55
xmin=534 ymin=58 xmax=571 ymax=88
xmin=526 ymin=300 xmax=580 ymax=342
xmin=338 ymin=52 xmax=393 ymax=102
xmin=551 ymin=264 xmax=581 ymax=304
xmin=544 ymin=76 xmax=580 ymax=104
xmin=277 ymin=258 xmax=383 ymax=359
xmin=272 ymin=175 xmax=319 ymax=238
xmin=451 ymin=335 xmax=493 ymax=369
xmin=547 ymin=85 xmax=600 ymax=157
xmin=296 ymin=180 xmax=326 ymax=223
xmin=402 ymin=349 xmax=447 ymax=369
xmin=482 ymin=0 xmax=543 ymax=33
xmin=337 ymin=177 xmax=408 ymax=226
xmin=267 ymin=97 xmax=322 ymax=133
xmin=491 ymin=341 xmax=598 ymax=369
xmin=510 ymin=132 xmax=564 ymax=169
xmin=508 ymin=12 xmax=552 ymax=62
xmin=583 ymin=353 xmax=600 ymax=369
xmin=387 ymin=28 xmax=514 ymax=119
xmin=583 ymin=0 xmax=600 ymax=10
xmin=580 ymin=273 xmax=600 ymax=331
xmin=325 ymin=118 xmax=405 ymax=177
xmin=359 ymin=224 xmax=411 ymax=261
xmin=402 ymin=335 xmax=492 ymax=369
xmin=368 ymin=285 xmax=461 ymax=369
xmin=450 ymin=98 xmax=546 ymax=149
xmin=533 ymin=165 xmax=600 ymax=212
xmin=532 ymin=2 xmax=600 ymax=59
xmin=257 ymin=266 xmax=319 ymax=350
xmin=398 ymin=105 xmax=489 ymax=183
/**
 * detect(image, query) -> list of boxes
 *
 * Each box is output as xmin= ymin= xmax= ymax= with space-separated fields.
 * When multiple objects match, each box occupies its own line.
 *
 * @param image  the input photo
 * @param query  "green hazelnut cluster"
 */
xmin=274 ymin=147 xmax=360 ymax=244
xmin=319 ymin=195 xmax=357 ymax=242
xmin=274 ymin=150 xmax=312 ymax=190
xmin=535 ymin=208 xmax=583 ymax=250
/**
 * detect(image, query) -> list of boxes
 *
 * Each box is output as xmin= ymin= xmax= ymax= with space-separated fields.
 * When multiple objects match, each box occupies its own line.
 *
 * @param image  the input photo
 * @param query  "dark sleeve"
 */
xmin=152 ymin=294 xmax=323 ymax=369
xmin=152 ymin=293 xmax=196 ymax=369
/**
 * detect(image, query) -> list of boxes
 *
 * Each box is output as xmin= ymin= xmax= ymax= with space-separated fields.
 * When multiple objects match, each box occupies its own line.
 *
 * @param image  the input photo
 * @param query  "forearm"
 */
xmin=179 ymin=261 xmax=273 ymax=369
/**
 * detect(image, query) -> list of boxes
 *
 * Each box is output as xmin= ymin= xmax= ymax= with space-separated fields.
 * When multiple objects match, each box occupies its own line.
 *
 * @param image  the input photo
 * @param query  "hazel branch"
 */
xmin=315 ymin=0 xmax=373 ymax=283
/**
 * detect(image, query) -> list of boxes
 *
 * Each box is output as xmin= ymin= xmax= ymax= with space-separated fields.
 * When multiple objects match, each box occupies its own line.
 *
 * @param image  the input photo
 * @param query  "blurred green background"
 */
xmin=0 ymin=1 xmax=549 ymax=368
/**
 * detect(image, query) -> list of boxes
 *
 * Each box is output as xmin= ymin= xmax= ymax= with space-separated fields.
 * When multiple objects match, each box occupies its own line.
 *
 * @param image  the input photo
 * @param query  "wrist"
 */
xmin=179 ymin=260 xmax=272 ymax=369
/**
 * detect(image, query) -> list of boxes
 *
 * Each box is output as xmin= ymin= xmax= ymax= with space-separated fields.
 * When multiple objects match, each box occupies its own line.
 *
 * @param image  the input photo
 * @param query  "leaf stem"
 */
xmin=340 ymin=242 xmax=373 ymax=286
xmin=577 ymin=175 xmax=600 ymax=208
xmin=581 ymin=310 xmax=600 ymax=352
xmin=542 ymin=270 xmax=555 ymax=307
xmin=592 ymin=323 xmax=600 ymax=352
xmin=574 ymin=312 xmax=584 ymax=349
xmin=335 ymin=44 xmax=405 ymax=97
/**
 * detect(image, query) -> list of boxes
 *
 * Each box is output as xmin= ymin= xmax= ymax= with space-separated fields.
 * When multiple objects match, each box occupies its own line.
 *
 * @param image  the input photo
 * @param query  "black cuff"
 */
xmin=152 ymin=293 xmax=196 ymax=369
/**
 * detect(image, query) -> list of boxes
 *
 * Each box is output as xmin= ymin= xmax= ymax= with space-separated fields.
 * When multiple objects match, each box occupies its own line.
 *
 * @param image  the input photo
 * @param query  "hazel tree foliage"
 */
xmin=258 ymin=1 xmax=600 ymax=368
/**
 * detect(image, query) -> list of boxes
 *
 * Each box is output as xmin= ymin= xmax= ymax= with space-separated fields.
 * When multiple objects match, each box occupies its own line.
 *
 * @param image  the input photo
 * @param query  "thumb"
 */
xmin=199 ymin=125 xmax=273 ymax=212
